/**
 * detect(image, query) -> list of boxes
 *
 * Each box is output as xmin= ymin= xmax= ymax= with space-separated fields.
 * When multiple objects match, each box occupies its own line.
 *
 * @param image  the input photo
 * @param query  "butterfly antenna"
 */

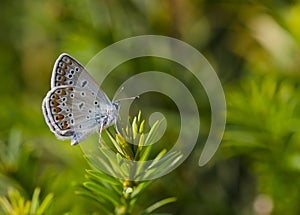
xmin=114 ymin=86 xmax=140 ymax=102
xmin=117 ymin=95 xmax=139 ymax=102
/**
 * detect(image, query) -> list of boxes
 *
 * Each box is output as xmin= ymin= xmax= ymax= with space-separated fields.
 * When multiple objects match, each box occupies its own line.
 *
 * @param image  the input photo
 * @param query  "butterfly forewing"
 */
xmin=51 ymin=53 xmax=111 ymax=105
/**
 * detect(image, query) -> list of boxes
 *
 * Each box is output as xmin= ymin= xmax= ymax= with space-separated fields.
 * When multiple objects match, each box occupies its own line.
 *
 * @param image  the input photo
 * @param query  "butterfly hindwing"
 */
xmin=43 ymin=85 xmax=114 ymax=145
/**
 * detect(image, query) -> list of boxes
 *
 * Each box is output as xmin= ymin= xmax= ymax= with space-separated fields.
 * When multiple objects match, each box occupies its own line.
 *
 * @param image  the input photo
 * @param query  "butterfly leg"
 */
xmin=98 ymin=123 xmax=104 ymax=144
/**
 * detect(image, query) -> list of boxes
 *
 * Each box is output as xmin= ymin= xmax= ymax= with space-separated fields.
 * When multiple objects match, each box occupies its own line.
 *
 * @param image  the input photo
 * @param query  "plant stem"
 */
xmin=115 ymin=180 xmax=135 ymax=215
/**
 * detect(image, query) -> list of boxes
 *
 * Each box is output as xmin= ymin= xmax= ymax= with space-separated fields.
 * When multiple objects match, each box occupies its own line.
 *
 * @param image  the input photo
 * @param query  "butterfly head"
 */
xmin=112 ymin=101 xmax=120 ymax=111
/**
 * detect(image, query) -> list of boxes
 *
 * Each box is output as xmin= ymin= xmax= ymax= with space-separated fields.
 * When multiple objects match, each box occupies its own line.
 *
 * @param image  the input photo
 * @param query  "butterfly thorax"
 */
xmin=96 ymin=101 xmax=120 ymax=129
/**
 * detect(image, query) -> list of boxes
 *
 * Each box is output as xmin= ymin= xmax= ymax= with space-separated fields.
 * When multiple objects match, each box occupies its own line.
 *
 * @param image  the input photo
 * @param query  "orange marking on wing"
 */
xmin=63 ymin=121 xmax=68 ymax=129
xmin=61 ymin=89 xmax=66 ymax=95
xmin=57 ymin=114 xmax=64 ymax=121
xmin=61 ymin=76 xmax=66 ymax=83
xmin=51 ymin=99 xmax=59 ymax=106
xmin=51 ymin=94 xmax=59 ymax=100
xmin=54 ymin=107 xmax=62 ymax=113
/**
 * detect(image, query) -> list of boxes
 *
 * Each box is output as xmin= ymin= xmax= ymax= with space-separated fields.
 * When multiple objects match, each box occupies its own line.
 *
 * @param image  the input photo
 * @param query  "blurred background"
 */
xmin=1 ymin=0 xmax=300 ymax=214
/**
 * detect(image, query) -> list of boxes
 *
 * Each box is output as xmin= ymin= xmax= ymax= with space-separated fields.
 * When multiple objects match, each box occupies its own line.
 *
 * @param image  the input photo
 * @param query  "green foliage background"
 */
xmin=0 ymin=0 xmax=300 ymax=214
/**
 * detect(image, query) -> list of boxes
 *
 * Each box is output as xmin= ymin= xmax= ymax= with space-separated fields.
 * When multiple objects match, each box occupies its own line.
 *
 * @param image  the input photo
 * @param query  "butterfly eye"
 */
xmin=113 ymin=102 xmax=120 ymax=110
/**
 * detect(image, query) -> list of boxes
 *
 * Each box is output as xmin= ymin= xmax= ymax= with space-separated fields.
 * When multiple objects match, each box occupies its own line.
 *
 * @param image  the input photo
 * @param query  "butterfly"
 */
xmin=42 ymin=53 xmax=120 ymax=145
